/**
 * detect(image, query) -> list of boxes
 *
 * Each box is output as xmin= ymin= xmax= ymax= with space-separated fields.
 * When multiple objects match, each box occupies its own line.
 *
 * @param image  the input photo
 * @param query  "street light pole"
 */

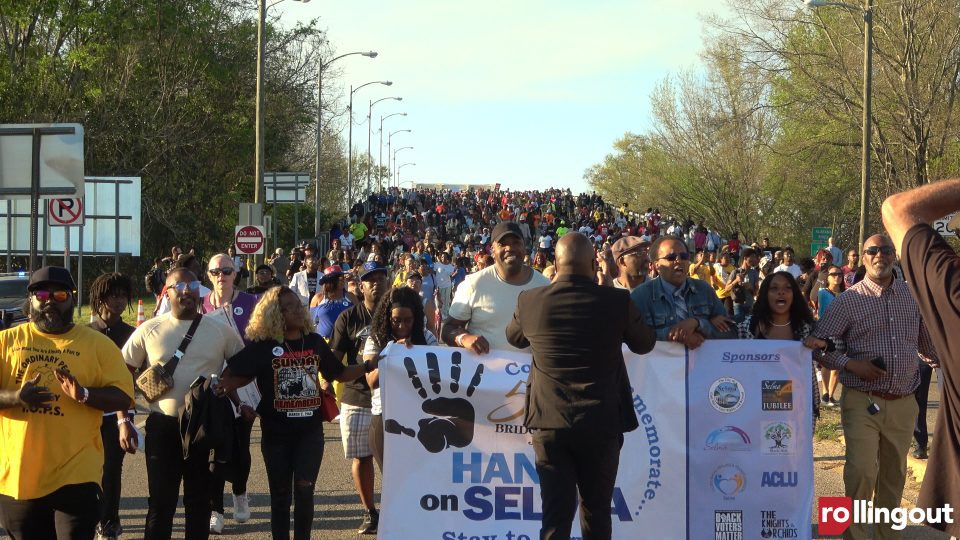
xmin=380 ymin=112 xmax=406 ymax=191
xmin=254 ymin=0 xmax=267 ymax=206
xmin=388 ymin=130 xmax=411 ymax=188
xmin=393 ymin=146 xmax=413 ymax=188
xmin=315 ymin=50 xmax=377 ymax=238
xmin=804 ymin=0 xmax=873 ymax=251
xmin=397 ymin=162 xmax=416 ymax=187
xmin=367 ymin=96 xmax=401 ymax=200
xmin=347 ymin=80 xmax=392 ymax=215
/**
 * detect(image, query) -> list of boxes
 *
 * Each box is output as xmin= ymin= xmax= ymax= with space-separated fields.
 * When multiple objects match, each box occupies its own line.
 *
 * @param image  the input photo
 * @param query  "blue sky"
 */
xmin=283 ymin=1 xmax=730 ymax=193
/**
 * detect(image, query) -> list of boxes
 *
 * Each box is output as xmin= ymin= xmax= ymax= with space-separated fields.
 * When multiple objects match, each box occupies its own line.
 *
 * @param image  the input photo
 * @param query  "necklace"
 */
xmin=282 ymin=332 xmax=306 ymax=357
xmin=769 ymin=320 xmax=791 ymax=327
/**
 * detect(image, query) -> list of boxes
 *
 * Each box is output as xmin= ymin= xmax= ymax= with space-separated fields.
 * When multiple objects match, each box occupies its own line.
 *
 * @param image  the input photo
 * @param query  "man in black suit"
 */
xmin=506 ymin=233 xmax=656 ymax=540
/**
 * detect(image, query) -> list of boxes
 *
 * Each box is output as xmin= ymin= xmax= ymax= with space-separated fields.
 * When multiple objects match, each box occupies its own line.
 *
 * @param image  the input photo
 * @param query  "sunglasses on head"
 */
xmin=828 ymin=272 xmax=843 ymax=277
xmin=169 ymin=281 xmax=201 ymax=293
xmin=864 ymin=246 xmax=895 ymax=256
xmin=208 ymin=268 xmax=235 ymax=276
xmin=658 ymin=252 xmax=691 ymax=262
xmin=32 ymin=289 xmax=71 ymax=302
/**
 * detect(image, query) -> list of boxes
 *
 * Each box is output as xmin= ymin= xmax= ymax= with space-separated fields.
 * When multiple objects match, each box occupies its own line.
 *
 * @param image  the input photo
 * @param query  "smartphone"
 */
xmin=870 ymin=356 xmax=886 ymax=371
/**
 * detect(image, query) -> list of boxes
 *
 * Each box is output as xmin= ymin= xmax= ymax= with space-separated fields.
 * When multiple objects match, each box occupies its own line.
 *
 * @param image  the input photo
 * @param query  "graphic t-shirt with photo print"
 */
xmin=226 ymin=332 xmax=344 ymax=435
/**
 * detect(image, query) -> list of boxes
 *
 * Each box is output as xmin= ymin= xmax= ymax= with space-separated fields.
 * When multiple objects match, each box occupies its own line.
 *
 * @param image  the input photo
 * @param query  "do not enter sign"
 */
xmin=235 ymin=225 xmax=266 ymax=255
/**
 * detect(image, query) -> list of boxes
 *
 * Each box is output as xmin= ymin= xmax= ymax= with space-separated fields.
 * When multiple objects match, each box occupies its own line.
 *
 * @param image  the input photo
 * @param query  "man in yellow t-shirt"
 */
xmin=0 ymin=266 xmax=134 ymax=539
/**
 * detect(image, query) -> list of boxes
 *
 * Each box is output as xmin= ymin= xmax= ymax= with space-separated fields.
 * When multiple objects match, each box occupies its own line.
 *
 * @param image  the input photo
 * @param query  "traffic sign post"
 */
xmin=811 ymin=227 xmax=832 ymax=256
xmin=235 ymin=225 xmax=266 ymax=255
xmin=47 ymin=198 xmax=84 ymax=226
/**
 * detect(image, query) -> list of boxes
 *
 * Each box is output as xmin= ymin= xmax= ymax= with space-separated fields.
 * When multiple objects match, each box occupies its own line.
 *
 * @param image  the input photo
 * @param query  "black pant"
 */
xmin=211 ymin=416 xmax=254 ymax=513
xmin=261 ymin=425 xmax=325 ymax=540
xmin=914 ymin=362 xmax=933 ymax=450
xmin=369 ymin=414 xmax=384 ymax=471
xmin=143 ymin=412 xmax=212 ymax=540
xmin=99 ymin=415 xmax=126 ymax=528
xmin=0 ymin=482 xmax=101 ymax=540
xmin=532 ymin=429 xmax=623 ymax=540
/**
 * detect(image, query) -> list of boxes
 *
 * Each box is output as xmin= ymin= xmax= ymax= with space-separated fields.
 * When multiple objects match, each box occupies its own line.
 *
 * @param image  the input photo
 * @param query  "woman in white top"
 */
xmin=363 ymin=286 xmax=437 ymax=472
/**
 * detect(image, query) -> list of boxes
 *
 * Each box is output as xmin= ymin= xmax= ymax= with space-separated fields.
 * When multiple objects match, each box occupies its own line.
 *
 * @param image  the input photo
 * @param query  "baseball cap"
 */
xmin=255 ymin=264 xmax=274 ymax=273
xmin=359 ymin=261 xmax=388 ymax=280
xmin=320 ymin=265 xmax=344 ymax=283
xmin=28 ymin=266 xmax=77 ymax=291
xmin=405 ymin=271 xmax=422 ymax=281
xmin=492 ymin=221 xmax=523 ymax=243
xmin=611 ymin=236 xmax=649 ymax=261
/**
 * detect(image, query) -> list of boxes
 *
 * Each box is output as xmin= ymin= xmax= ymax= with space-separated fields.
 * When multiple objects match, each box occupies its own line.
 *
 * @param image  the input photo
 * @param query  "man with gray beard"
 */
xmin=0 ymin=266 xmax=134 ymax=539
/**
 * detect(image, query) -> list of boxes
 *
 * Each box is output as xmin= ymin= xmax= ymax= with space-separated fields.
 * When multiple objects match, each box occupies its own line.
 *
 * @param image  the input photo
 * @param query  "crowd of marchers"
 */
xmin=1 ymin=182 xmax=957 ymax=540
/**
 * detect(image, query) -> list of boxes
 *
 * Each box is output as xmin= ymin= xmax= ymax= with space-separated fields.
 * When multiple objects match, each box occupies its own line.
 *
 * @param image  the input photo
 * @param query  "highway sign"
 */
xmin=934 ymin=212 xmax=958 ymax=238
xmin=235 ymin=225 xmax=266 ymax=255
xmin=811 ymin=227 xmax=832 ymax=242
xmin=47 ymin=198 xmax=84 ymax=226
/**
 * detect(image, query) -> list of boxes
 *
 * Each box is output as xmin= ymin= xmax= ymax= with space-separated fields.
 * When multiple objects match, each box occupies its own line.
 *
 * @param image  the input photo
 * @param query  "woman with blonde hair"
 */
xmin=218 ymin=285 xmax=375 ymax=540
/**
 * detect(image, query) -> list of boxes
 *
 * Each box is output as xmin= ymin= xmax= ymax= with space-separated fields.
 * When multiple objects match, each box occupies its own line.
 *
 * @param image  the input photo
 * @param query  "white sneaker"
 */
xmin=209 ymin=511 xmax=224 ymax=534
xmin=233 ymin=492 xmax=251 ymax=523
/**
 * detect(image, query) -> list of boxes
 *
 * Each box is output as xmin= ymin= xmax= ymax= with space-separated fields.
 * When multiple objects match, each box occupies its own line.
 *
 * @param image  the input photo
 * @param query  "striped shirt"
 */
xmin=814 ymin=276 xmax=937 ymax=396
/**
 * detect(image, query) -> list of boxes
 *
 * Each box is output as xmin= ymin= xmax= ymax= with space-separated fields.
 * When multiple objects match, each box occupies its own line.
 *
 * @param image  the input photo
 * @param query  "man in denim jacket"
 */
xmin=630 ymin=236 xmax=734 ymax=349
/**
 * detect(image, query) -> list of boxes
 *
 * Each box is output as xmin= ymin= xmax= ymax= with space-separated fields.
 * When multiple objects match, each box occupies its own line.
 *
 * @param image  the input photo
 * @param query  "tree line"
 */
xmin=585 ymin=0 xmax=960 ymax=253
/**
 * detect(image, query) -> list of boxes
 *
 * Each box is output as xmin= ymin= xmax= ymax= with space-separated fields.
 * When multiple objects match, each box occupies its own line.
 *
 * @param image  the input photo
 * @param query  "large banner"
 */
xmin=380 ymin=340 xmax=813 ymax=540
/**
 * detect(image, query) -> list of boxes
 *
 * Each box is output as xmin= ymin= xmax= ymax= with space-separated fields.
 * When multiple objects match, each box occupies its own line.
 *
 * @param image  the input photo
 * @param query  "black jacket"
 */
xmin=179 ymin=377 xmax=234 ymax=465
xmin=506 ymin=274 xmax=655 ymax=435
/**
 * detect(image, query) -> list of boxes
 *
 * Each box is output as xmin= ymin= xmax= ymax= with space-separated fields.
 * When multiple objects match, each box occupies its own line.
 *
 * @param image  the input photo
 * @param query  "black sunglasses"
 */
xmin=828 ymin=272 xmax=843 ymax=277
xmin=864 ymin=246 xmax=895 ymax=256
xmin=208 ymin=268 xmax=235 ymax=276
xmin=658 ymin=252 xmax=691 ymax=262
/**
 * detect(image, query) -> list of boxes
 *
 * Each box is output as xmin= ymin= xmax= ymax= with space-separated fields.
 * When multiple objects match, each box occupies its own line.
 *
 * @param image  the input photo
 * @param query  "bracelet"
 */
xmin=454 ymin=333 xmax=465 ymax=347
xmin=363 ymin=359 xmax=374 ymax=373
xmin=117 ymin=417 xmax=133 ymax=426
xmin=78 ymin=387 xmax=89 ymax=404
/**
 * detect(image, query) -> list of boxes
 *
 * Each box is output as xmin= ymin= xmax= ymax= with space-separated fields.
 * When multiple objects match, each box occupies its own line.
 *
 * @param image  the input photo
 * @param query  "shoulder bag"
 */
xmin=136 ymin=315 xmax=203 ymax=402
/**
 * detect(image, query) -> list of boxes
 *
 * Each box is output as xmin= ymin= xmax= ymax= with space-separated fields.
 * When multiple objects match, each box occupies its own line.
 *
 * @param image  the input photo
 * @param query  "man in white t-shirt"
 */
xmin=443 ymin=222 xmax=550 ymax=354
xmin=339 ymin=231 xmax=355 ymax=250
xmin=433 ymin=251 xmax=456 ymax=320
xmin=773 ymin=247 xmax=802 ymax=279
xmin=122 ymin=268 xmax=244 ymax=539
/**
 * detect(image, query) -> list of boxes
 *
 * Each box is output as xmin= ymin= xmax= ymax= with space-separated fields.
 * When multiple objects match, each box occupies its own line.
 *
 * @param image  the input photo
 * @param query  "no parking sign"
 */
xmin=47 ymin=198 xmax=84 ymax=226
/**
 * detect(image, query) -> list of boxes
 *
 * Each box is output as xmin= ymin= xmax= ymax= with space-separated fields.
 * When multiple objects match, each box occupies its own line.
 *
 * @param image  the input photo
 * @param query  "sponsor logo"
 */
xmin=712 ymin=464 xmax=746 ymax=500
xmin=762 ymin=421 xmax=794 ymax=455
xmin=714 ymin=510 xmax=743 ymax=540
xmin=760 ymin=509 xmax=799 ymax=538
xmin=761 ymin=380 xmax=793 ymax=411
xmin=710 ymin=378 xmax=745 ymax=413
xmin=761 ymin=470 xmax=798 ymax=488
xmin=704 ymin=426 xmax=752 ymax=451
xmin=818 ymin=497 xmax=956 ymax=535
xmin=494 ymin=423 xmax=536 ymax=435
xmin=721 ymin=352 xmax=782 ymax=363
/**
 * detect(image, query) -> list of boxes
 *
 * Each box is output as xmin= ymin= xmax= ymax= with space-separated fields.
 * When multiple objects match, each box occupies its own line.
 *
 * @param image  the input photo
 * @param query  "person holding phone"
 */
xmin=811 ymin=234 xmax=939 ymax=540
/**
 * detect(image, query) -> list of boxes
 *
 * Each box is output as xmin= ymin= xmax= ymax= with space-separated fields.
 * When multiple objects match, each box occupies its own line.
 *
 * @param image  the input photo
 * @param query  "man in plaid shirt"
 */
xmin=815 ymin=233 xmax=939 ymax=540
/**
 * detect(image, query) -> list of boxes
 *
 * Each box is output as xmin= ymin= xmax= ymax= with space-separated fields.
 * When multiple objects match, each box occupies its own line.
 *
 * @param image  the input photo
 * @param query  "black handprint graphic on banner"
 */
xmin=385 ymin=350 xmax=484 ymax=453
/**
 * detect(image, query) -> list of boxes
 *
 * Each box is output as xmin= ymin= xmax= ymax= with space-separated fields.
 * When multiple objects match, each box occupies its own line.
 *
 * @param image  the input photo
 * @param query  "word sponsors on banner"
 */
xmin=380 ymin=340 xmax=813 ymax=540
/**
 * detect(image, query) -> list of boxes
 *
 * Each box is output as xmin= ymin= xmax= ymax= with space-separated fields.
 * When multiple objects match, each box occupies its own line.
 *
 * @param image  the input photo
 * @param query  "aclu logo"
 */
xmin=714 ymin=510 xmax=743 ymax=540
xmin=761 ymin=470 xmax=798 ymax=488
xmin=761 ymin=380 xmax=793 ymax=411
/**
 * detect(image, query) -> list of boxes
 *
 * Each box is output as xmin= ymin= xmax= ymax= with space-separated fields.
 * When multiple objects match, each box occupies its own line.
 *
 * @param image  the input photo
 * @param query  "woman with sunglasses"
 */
xmin=364 ymin=286 xmax=437 ymax=471
xmin=202 ymin=253 xmax=260 ymax=533
xmin=736 ymin=271 xmax=827 ymax=424
xmin=217 ymin=286 xmax=375 ymax=540
xmin=815 ymin=264 xmax=845 ymax=407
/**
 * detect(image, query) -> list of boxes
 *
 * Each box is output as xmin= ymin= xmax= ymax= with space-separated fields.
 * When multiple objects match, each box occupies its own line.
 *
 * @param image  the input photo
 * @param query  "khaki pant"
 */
xmin=840 ymin=387 xmax=919 ymax=540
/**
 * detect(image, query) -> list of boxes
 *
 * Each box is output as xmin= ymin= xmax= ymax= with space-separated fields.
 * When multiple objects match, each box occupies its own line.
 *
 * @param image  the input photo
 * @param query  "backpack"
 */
xmin=144 ymin=267 xmax=165 ymax=295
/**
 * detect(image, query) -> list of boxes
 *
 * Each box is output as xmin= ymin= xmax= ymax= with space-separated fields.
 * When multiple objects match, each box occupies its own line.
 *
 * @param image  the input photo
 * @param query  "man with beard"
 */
xmin=630 ymin=236 xmax=732 ymax=349
xmin=122 ymin=268 xmax=243 ymax=540
xmin=443 ymin=221 xmax=550 ymax=354
xmin=507 ymin=233 xmax=655 ymax=539
xmin=0 ymin=266 xmax=134 ymax=539
xmin=330 ymin=261 xmax=389 ymax=535
xmin=813 ymin=234 xmax=939 ymax=540
xmin=289 ymin=245 xmax=321 ymax=306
